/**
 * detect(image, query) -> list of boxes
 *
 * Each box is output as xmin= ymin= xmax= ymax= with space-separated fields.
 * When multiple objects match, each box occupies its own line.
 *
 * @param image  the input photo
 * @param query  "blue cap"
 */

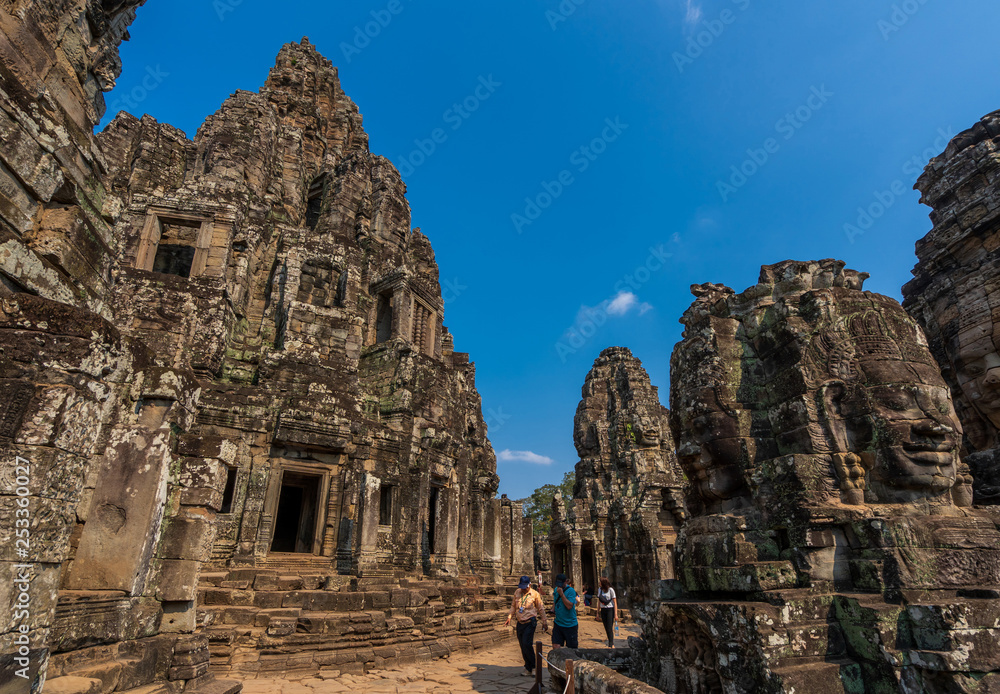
xmin=518 ymin=575 xmax=531 ymax=589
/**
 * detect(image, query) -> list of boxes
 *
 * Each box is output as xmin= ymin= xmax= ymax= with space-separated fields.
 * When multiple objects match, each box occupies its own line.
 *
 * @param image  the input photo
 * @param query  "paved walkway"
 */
xmin=238 ymin=616 xmax=640 ymax=694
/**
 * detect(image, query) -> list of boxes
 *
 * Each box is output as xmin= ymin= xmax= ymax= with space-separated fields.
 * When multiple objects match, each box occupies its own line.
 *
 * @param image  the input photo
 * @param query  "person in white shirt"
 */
xmin=597 ymin=577 xmax=619 ymax=647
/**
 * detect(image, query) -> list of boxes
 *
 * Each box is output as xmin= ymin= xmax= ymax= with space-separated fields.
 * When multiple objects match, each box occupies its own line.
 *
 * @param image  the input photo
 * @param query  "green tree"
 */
xmin=520 ymin=471 xmax=575 ymax=536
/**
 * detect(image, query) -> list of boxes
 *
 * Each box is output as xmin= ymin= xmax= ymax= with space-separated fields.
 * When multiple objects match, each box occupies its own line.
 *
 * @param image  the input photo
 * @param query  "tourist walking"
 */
xmin=597 ymin=577 xmax=619 ymax=647
xmin=504 ymin=575 xmax=548 ymax=676
xmin=551 ymin=573 xmax=580 ymax=649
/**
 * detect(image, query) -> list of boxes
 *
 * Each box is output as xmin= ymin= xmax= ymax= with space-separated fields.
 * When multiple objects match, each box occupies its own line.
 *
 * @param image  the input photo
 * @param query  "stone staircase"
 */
xmin=43 ymin=633 xmax=241 ymax=694
xmin=196 ymin=569 xmax=512 ymax=679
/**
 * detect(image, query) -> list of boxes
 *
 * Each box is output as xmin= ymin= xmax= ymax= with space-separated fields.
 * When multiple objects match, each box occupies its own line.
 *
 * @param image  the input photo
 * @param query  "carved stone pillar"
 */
xmin=355 ymin=473 xmax=380 ymax=575
xmin=431 ymin=485 xmax=459 ymax=576
xmin=570 ymin=540 xmax=583 ymax=594
xmin=482 ymin=498 xmax=502 ymax=581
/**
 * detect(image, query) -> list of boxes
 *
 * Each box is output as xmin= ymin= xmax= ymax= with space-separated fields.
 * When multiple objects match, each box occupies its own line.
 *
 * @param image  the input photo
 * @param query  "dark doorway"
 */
xmin=376 ymin=294 xmax=392 ymax=343
xmin=581 ymin=542 xmax=597 ymax=593
xmin=427 ymin=487 xmax=440 ymax=554
xmin=220 ymin=466 xmax=238 ymax=514
xmin=270 ymin=471 xmax=321 ymax=553
xmin=379 ymin=485 xmax=394 ymax=526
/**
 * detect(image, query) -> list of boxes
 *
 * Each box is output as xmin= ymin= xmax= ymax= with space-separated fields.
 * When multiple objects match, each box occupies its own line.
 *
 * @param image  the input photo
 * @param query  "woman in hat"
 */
xmin=504 ymin=575 xmax=548 ymax=676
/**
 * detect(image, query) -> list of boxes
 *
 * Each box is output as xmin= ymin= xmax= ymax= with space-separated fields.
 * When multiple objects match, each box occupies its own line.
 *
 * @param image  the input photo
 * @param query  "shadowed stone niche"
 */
xmin=904 ymin=110 xmax=1000 ymax=506
xmin=639 ymin=260 xmax=1000 ymax=694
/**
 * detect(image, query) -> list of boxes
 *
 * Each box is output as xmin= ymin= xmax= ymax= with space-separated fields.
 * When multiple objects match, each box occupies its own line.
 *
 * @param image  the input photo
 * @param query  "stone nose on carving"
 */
xmin=983 ymin=367 xmax=1000 ymax=386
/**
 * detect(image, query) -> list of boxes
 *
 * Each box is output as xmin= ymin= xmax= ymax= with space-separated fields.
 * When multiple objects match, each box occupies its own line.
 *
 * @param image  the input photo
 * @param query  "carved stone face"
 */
xmin=953 ymin=322 xmax=1000 ymax=430
xmin=677 ymin=408 xmax=748 ymax=510
xmin=842 ymin=362 xmax=962 ymax=503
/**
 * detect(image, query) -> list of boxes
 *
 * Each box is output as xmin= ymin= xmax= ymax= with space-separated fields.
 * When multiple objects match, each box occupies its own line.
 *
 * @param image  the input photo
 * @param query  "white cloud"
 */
xmin=685 ymin=0 xmax=703 ymax=26
xmin=607 ymin=290 xmax=639 ymax=316
xmin=566 ymin=290 xmax=655 ymax=341
xmin=498 ymin=449 xmax=554 ymax=466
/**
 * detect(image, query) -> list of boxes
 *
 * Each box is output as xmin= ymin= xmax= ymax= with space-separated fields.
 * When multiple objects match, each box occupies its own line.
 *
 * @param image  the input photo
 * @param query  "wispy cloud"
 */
xmin=607 ymin=290 xmax=639 ymax=316
xmin=498 ymin=449 xmax=555 ymax=465
xmin=570 ymin=290 xmax=653 ymax=332
xmin=684 ymin=0 xmax=703 ymax=26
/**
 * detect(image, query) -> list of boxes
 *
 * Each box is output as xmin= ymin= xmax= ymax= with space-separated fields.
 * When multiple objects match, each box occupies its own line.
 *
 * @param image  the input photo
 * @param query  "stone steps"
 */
xmin=771 ymin=656 xmax=856 ymax=694
xmin=206 ymin=620 xmax=507 ymax=678
xmin=43 ymin=681 xmax=187 ymax=694
xmin=195 ymin=568 xmax=512 ymax=678
xmin=43 ymin=677 xmax=106 ymax=694
xmin=43 ymin=641 xmax=242 ymax=694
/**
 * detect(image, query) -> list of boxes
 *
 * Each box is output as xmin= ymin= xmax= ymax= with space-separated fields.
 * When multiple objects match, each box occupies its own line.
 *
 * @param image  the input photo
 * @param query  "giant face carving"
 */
xmin=673 ymin=262 xmax=969 ymax=515
xmin=676 ymin=406 xmax=749 ymax=511
xmin=812 ymin=309 xmax=963 ymax=505
xmin=847 ymin=379 xmax=960 ymax=502
xmin=952 ymin=316 xmax=1000 ymax=432
xmin=671 ymin=293 xmax=754 ymax=515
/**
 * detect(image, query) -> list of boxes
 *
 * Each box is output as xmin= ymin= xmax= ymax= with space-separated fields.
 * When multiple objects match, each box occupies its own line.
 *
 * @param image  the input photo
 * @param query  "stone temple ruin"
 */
xmin=545 ymin=121 xmax=1000 ymax=691
xmin=3 ymin=2 xmax=1000 ymax=693
xmin=645 ymin=259 xmax=999 ymax=693
xmin=903 ymin=112 xmax=1000 ymax=507
xmin=0 ymin=4 xmax=530 ymax=692
xmin=549 ymin=347 xmax=686 ymax=611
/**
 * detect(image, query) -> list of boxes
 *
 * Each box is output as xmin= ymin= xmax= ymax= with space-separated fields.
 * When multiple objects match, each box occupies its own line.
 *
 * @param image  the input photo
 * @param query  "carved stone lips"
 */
xmin=899 ymin=445 xmax=956 ymax=467
xmin=903 ymin=442 xmax=954 ymax=453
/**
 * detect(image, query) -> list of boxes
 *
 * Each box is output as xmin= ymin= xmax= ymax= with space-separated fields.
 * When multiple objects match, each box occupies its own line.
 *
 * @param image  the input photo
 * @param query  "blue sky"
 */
xmin=108 ymin=0 xmax=1000 ymax=500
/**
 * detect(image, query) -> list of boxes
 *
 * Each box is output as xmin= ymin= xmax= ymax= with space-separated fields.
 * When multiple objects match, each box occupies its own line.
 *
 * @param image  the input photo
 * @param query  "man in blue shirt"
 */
xmin=551 ymin=573 xmax=579 ymax=649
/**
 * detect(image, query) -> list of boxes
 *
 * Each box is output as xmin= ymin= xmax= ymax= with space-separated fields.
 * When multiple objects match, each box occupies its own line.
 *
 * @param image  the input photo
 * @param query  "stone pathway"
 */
xmin=238 ymin=617 xmax=640 ymax=693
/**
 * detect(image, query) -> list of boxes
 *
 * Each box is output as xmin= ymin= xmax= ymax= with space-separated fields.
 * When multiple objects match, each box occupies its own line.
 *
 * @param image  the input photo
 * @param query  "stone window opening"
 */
xmin=336 ymin=269 xmax=348 ymax=307
xmin=135 ymin=211 xmax=213 ymax=279
xmin=270 ymin=471 xmax=323 ymax=554
xmin=376 ymin=293 xmax=392 ymax=344
xmin=220 ymin=466 xmax=239 ymax=514
xmin=379 ymin=484 xmax=394 ymax=527
xmin=305 ymin=175 xmax=327 ymax=230
xmin=152 ymin=220 xmax=198 ymax=277
xmin=427 ymin=486 xmax=440 ymax=554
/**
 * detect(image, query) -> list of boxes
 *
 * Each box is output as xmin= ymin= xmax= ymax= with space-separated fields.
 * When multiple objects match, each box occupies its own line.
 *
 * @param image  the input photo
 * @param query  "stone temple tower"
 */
xmin=0 ymin=9 xmax=531 ymax=689
xmin=550 ymin=346 xmax=686 ymax=611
